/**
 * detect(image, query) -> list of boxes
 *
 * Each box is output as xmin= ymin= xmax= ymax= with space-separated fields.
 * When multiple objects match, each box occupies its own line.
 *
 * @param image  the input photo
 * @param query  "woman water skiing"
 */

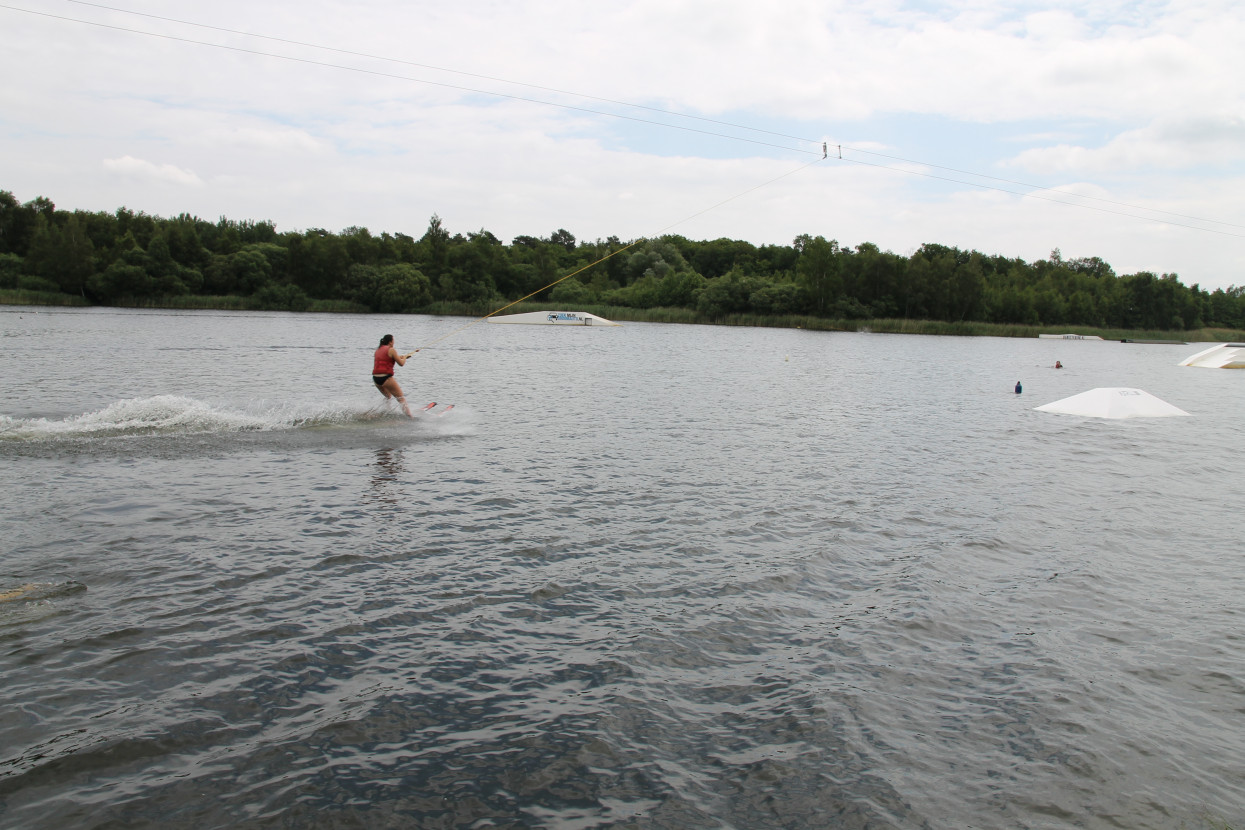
xmin=372 ymin=334 xmax=415 ymax=417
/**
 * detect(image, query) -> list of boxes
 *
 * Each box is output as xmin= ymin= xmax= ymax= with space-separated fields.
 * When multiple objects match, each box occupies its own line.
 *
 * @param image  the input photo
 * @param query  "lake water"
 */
xmin=1 ymin=306 xmax=1242 ymax=829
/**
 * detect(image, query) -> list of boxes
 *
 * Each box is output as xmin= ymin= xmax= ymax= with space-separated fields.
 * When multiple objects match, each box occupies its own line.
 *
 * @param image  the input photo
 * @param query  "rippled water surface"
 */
xmin=2 ymin=306 xmax=1242 ymax=829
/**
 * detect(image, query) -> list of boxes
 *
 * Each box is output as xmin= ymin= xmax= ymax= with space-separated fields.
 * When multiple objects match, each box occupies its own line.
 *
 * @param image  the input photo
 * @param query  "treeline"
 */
xmin=2 ymin=188 xmax=1243 ymax=330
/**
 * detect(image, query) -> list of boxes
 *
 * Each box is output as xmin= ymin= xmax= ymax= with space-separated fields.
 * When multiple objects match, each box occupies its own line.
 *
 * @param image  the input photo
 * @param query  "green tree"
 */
xmin=87 ymin=239 xmax=153 ymax=302
xmin=421 ymin=214 xmax=450 ymax=282
xmin=986 ymin=283 xmax=1038 ymax=325
xmin=755 ymin=243 xmax=798 ymax=275
xmin=0 ymin=190 xmax=40 ymax=255
xmin=115 ymin=207 xmax=157 ymax=249
xmin=505 ymin=237 xmax=561 ymax=298
xmin=749 ymin=281 xmax=806 ymax=315
xmin=605 ymin=243 xmax=704 ymax=308
xmin=349 ymin=263 xmax=431 ymax=312
xmin=378 ymin=231 xmax=419 ymax=265
xmin=696 ymin=268 xmax=759 ymax=317
xmin=605 ymin=274 xmax=661 ymax=307
xmin=205 ymin=248 xmax=273 ymax=295
xmin=1032 ymin=287 xmax=1065 ymax=325
xmin=0 ymin=252 xmax=25 ymax=288
xmin=252 ymin=282 xmax=310 ymax=311
xmin=657 ymin=269 xmax=707 ymax=307
xmin=947 ymin=253 xmax=985 ymax=321
xmin=288 ymin=230 xmax=350 ymax=299
xmin=900 ymin=250 xmax=933 ymax=319
xmin=1065 ymin=290 xmax=1098 ymax=326
xmin=842 ymin=242 xmax=902 ymax=316
xmin=164 ymin=214 xmax=211 ymax=271
xmin=795 ymin=235 xmax=840 ymax=315
xmin=1207 ymin=286 xmax=1245 ymax=328
xmin=548 ymin=228 xmax=576 ymax=252
xmin=1118 ymin=272 xmax=1169 ymax=329
xmin=1068 ymin=255 xmax=1115 ymax=280
xmin=683 ymin=237 xmax=757 ymax=279
xmin=439 ymin=232 xmax=498 ymax=304
xmin=145 ymin=232 xmax=192 ymax=295
xmin=342 ymin=226 xmax=380 ymax=266
xmin=920 ymin=249 xmax=956 ymax=319
xmin=24 ymin=212 xmax=96 ymax=295
xmin=624 ymin=240 xmax=691 ymax=286
xmin=549 ymin=276 xmax=594 ymax=305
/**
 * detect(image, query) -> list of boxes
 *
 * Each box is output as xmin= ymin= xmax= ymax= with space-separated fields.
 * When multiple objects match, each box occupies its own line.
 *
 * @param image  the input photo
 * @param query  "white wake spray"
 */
xmin=0 ymin=395 xmax=416 ymax=440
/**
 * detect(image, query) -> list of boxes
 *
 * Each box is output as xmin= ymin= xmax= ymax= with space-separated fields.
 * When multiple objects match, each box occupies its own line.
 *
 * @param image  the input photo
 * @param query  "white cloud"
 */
xmin=1022 ymin=9 xmax=1088 ymax=41
xmin=214 ymin=126 xmax=325 ymax=154
xmin=1010 ymin=113 xmax=1245 ymax=174
xmin=102 ymin=156 xmax=204 ymax=187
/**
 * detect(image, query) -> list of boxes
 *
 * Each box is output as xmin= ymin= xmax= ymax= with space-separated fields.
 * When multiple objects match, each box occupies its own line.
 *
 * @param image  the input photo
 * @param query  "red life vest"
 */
xmin=373 ymin=345 xmax=396 ymax=375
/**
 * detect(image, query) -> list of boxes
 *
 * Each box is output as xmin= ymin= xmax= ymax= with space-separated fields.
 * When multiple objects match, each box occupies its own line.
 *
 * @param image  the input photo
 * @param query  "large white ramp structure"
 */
xmin=1034 ymin=388 xmax=1191 ymax=419
xmin=487 ymin=311 xmax=620 ymax=326
xmin=1178 ymin=343 xmax=1245 ymax=369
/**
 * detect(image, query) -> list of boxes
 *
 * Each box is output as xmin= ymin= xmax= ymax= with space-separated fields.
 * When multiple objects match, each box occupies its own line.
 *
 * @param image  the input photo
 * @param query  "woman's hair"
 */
xmin=379 ymin=334 xmax=393 ymax=346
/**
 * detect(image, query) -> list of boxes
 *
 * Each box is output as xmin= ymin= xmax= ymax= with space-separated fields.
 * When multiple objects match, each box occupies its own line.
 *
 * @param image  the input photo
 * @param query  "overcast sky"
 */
xmin=2 ymin=0 xmax=1243 ymax=290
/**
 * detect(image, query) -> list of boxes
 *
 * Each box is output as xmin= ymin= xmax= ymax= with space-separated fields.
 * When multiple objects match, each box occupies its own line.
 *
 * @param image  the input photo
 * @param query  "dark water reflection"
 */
xmin=1 ymin=308 xmax=1242 ymax=828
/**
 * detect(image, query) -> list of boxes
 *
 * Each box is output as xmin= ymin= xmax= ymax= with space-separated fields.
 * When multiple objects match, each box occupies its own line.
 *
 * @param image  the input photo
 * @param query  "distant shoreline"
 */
xmin=4 ymin=291 xmax=1243 ymax=343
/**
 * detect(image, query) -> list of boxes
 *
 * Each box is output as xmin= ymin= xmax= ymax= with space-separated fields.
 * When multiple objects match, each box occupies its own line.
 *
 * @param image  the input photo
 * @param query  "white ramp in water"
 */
xmin=1178 ymin=343 xmax=1245 ymax=369
xmin=487 ymin=311 xmax=620 ymax=326
xmin=1034 ymin=387 xmax=1191 ymax=419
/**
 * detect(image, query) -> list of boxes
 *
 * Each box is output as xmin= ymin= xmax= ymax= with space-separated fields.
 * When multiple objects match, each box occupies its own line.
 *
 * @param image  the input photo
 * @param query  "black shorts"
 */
xmin=373 ymin=374 xmax=392 ymax=387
